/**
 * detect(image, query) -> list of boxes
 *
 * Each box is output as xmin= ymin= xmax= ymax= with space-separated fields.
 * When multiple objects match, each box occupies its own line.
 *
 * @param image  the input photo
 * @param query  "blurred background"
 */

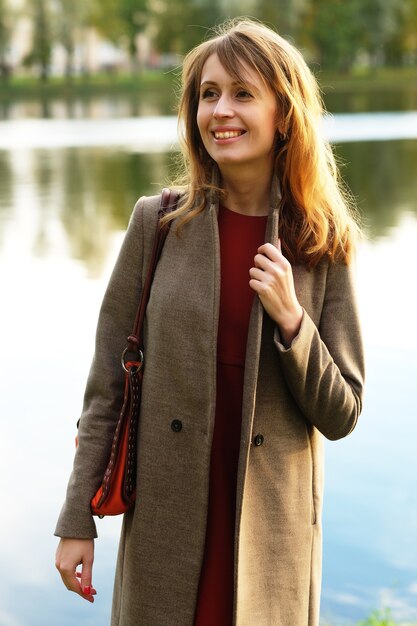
xmin=0 ymin=1 xmax=417 ymax=625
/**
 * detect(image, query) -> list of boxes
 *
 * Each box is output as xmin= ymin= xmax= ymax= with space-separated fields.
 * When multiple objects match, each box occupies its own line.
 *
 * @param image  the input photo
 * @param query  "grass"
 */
xmin=1 ymin=65 xmax=417 ymax=100
xmin=0 ymin=69 xmax=176 ymax=100
xmin=323 ymin=609 xmax=417 ymax=625
xmin=316 ymin=65 xmax=417 ymax=93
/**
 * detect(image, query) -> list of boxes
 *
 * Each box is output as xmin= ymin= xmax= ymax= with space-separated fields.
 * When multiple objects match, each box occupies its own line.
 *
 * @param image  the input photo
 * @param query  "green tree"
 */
xmin=359 ymin=0 xmax=407 ymax=66
xmin=151 ymin=0 xmax=225 ymax=56
xmin=91 ymin=0 xmax=149 ymax=71
xmin=55 ymin=0 xmax=94 ymax=78
xmin=304 ymin=0 xmax=364 ymax=72
xmin=302 ymin=0 xmax=416 ymax=71
xmin=0 ymin=0 xmax=12 ymax=78
xmin=251 ymin=0 xmax=307 ymax=40
xmin=383 ymin=0 xmax=417 ymax=65
xmin=24 ymin=0 xmax=53 ymax=81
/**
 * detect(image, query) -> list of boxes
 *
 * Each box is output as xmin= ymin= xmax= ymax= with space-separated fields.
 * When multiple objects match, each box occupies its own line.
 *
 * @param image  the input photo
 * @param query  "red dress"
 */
xmin=194 ymin=205 xmax=268 ymax=626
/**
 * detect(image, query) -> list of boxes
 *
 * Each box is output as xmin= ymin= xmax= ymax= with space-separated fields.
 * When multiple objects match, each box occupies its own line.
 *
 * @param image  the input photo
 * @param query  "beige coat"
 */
xmin=55 ymin=192 xmax=365 ymax=626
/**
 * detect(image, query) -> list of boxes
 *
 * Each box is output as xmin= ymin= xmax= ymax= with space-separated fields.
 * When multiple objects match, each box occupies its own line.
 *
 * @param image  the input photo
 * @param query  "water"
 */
xmin=0 ymin=111 xmax=417 ymax=626
xmin=1 ymin=112 xmax=417 ymax=151
xmin=0 ymin=83 xmax=416 ymax=121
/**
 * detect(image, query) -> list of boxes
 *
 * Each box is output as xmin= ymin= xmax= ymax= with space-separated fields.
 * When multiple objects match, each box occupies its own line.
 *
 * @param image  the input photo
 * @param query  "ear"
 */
xmin=275 ymin=127 xmax=288 ymax=142
xmin=274 ymin=94 xmax=290 ymax=139
xmin=274 ymin=116 xmax=287 ymax=141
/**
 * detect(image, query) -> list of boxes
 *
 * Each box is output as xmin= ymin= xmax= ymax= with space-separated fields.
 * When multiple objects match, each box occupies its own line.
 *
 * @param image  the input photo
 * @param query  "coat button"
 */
xmin=171 ymin=419 xmax=183 ymax=433
xmin=253 ymin=433 xmax=264 ymax=446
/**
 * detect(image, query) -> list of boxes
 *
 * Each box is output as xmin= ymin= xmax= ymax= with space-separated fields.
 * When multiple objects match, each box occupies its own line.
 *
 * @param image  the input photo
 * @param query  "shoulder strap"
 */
xmin=122 ymin=188 xmax=180 ymax=370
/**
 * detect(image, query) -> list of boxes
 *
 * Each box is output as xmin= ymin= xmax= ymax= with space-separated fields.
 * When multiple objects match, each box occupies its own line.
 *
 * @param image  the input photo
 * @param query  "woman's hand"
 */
xmin=249 ymin=240 xmax=303 ymax=348
xmin=55 ymin=538 xmax=97 ymax=603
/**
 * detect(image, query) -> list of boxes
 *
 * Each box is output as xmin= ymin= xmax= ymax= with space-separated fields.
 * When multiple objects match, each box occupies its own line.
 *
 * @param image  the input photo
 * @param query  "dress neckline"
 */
xmin=219 ymin=204 xmax=269 ymax=219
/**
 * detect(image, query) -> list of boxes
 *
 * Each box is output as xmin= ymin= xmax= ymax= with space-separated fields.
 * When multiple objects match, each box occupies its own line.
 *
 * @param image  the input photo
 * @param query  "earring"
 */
xmin=278 ymin=131 xmax=287 ymax=142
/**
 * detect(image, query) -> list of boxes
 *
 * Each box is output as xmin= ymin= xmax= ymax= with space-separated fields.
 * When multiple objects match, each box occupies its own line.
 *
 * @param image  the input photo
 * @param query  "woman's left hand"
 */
xmin=249 ymin=240 xmax=303 ymax=348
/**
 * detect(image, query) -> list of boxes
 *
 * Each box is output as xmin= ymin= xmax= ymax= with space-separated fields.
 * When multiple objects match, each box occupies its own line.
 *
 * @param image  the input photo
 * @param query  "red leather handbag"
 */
xmin=77 ymin=189 xmax=179 ymax=517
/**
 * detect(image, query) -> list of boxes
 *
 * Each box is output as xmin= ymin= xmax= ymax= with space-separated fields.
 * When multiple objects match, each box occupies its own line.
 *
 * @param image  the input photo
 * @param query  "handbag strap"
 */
xmin=122 ymin=188 xmax=179 ymax=371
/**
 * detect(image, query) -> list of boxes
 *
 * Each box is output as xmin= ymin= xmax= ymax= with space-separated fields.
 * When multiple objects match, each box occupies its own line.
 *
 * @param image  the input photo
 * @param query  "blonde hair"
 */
xmin=164 ymin=18 xmax=360 ymax=266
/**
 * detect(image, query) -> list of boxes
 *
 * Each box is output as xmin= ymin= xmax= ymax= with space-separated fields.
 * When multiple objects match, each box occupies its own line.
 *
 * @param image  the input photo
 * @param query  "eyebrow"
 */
xmin=199 ymin=80 xmax=261 ymax=94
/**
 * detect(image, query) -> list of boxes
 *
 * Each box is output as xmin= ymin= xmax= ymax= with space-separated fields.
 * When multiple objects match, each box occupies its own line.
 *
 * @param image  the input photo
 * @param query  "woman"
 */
xmin=55 ymin=18 xmax=364 ymax=626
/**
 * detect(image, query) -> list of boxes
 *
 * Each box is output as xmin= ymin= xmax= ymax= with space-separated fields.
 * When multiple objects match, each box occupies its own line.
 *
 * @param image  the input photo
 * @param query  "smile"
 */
xmin=213 ymin=130 xmax=245 ymax=139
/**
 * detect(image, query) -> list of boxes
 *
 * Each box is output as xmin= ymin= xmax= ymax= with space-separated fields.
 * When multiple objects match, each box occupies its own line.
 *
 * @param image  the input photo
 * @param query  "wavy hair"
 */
xmin=164 ymin=18 xmax=360 ymax=266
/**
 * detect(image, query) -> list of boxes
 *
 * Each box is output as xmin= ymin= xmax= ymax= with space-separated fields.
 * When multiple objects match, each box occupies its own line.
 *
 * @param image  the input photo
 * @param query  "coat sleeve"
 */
xmin=55 ymin=197 xmax=149 ymax=538
xmin=274 ymin=258 xmax=365 ymax=441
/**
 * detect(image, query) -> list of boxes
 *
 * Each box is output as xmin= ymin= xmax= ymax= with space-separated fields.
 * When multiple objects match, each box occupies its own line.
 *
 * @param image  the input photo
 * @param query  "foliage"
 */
xmin=54 ymin=0 xmax=95 ymax=76
xmin=91 ymin=0 xmax=149 ymax=69
xmin=303 ymin=0 xmax=364 ymax=71
xmin=0 ymin=0 xmax=12 ymax=77
xmin=14 ymin=0 xmax=417 ymax=77
xmin=322 ymin=607 xmax=417 ymax=626
xmin=23 ymin=0 xmax=53 ymax=81
xmin=357 ymin=608 xmax=397 ymax=625
xmin=150 ymin=0 xmax=225 ymax=55
xmin=250 ymin=0 xmax=307 ymax=39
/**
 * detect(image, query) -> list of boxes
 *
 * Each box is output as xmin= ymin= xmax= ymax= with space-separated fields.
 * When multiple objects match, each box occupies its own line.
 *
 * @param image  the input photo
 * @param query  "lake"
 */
xmin=0 ymin=99 xmax=416 ymax=626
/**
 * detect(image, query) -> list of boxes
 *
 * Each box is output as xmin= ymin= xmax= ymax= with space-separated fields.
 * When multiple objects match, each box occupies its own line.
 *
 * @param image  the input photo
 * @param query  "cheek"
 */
xmin=265 ymin=106 xmax=278 ymax=145
xmin=196 ymin=104 xmax=208 ymax=137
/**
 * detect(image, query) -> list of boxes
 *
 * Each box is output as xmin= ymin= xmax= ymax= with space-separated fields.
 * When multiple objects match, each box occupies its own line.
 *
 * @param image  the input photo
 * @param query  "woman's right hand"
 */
xmin=55 ymin=538 xmax=97 ymax=603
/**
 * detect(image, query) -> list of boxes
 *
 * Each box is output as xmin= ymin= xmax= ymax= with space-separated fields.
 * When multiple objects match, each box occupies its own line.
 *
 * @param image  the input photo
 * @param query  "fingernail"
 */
xmin=83 ymin=586 xmax=91 ymax=595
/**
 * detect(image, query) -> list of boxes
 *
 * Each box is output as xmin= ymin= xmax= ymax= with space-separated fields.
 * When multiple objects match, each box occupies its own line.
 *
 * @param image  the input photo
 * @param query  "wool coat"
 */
xmin=55 ymin=191 xmax=365 ymax=626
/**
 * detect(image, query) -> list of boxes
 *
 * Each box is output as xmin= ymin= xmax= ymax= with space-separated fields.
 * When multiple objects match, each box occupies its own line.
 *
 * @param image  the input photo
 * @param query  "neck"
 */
xmin=219 ymin=164 xmax=273 ymax=216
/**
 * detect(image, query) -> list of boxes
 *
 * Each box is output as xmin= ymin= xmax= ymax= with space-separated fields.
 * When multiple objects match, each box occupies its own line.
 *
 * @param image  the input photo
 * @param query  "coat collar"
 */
xmin=208 ymin=168 xmax=282 ymax=243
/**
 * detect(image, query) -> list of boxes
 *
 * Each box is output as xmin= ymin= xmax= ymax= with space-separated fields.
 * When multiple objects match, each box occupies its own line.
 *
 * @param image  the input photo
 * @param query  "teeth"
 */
xmin=214 ymin=130 xmax=244 ymax=139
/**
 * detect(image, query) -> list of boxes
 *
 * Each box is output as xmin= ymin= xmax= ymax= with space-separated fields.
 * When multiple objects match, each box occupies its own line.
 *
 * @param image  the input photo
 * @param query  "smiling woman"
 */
xmin=54 ymin=17 xmax=365 ymax=626
xmin=196 ymin=54 xmax=279 ymax=187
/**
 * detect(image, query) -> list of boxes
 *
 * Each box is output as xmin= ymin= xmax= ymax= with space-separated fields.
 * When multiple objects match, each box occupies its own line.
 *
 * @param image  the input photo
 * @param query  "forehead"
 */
xmin=200 ymin=53 xmax=268 ymax=90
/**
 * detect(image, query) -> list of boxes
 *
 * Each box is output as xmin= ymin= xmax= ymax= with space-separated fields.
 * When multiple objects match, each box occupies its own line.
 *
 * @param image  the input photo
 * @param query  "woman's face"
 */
xmin=196 ymin=53 xmax=279 ymax=176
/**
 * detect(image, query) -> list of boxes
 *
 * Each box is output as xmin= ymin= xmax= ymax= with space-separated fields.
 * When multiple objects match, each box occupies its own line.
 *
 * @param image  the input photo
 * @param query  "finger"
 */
xmin=249 ymin=267 xmax=267 ymax=282
xmin=249 ymin=269 xmax=273 ymax=295
xmin=253 ymin=252 xmax=284 ymax=274
xmin=257 ymin=242 xmax=282 ymax=261
xmin=277 ymin=238 xmax=282 ymax=253
xmin=253 ymin=253 xmax=273 ymax=271
xmin=76 ymin=573 xmax=97 ymax=595
xmin=76 ymin=572 xmax=95 ymax=585
xmin=80 ymin=559 xmax=93 ymax=596
xmin=58 ymin=564 xmax=83 ymax=595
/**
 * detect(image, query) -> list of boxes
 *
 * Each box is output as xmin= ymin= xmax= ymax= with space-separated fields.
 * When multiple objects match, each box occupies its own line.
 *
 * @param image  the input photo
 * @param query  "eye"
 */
xmin=201 ymin=88 xmax=218 ymax=100
xmin=236 ymin=91 xmax=252 ymax=100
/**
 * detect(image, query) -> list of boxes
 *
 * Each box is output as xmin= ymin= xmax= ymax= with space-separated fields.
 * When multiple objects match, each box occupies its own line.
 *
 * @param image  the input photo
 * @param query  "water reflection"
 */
xmin=1 ymin=140 xmax=415 ymax=272
xmin=0 ymin=136 xmax=417 ymax=625
xmin=1 ymin=113 xmax=417 ymax=151
xmin=0 ymin=148 xmax=174 ymax=276
xmin=0 ymin=88 xmax=176 ymax=121
xmin=335 ymin=139 xmax=417 ymax=237
xmin=1 ymin=84 xmax=416 ymax=120
xmin=324 ymin=85 xmax=417 ymax=114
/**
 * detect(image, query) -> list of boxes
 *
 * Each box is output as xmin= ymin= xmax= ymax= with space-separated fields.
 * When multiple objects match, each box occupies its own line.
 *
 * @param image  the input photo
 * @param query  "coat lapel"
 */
xmin=206 ymin=178 xmax=281 ymax=554
xmin=234 ymin=207 xmax=280 ymax=528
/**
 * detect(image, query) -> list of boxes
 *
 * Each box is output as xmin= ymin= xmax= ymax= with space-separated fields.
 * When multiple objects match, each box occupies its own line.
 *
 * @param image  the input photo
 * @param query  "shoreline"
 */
xmin=1 ymin=66 xmax=417 ymax=101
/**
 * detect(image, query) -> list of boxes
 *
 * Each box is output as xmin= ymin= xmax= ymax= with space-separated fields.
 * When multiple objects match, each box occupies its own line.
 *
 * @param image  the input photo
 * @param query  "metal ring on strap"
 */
xmin=121 ymin=347 xmax=144 ymax=373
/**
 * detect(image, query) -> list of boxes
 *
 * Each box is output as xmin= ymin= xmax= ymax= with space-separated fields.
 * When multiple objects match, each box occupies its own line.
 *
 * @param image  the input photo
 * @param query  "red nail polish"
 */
xmin=83 ymin=586 xmax=91 ymax=595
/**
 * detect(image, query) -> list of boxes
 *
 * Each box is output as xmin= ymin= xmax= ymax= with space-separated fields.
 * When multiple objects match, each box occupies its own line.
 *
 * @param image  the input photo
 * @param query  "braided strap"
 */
xmin=90 ymin=190 xmax=179 ymax=517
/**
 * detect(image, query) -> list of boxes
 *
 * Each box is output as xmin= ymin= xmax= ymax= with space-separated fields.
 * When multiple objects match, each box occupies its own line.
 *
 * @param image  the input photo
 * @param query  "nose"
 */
xmin=213 ymin=94 xmax=234 ymax=119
